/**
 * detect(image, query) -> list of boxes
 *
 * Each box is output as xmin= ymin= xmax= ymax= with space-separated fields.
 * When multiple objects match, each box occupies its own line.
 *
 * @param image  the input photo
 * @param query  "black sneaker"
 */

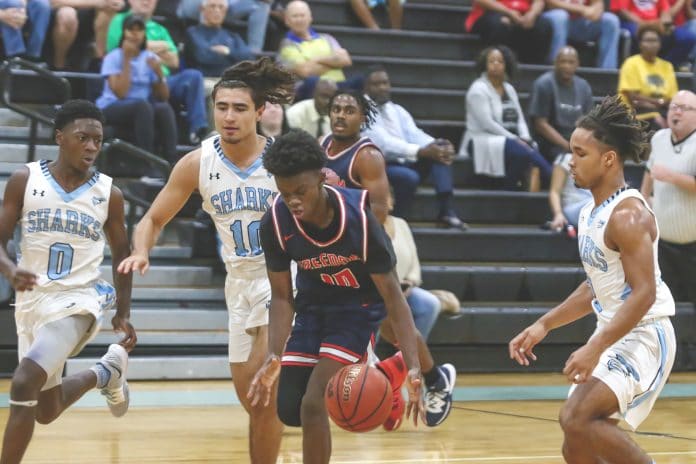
xmin=424 ymin=363 xmax=456 ymax=427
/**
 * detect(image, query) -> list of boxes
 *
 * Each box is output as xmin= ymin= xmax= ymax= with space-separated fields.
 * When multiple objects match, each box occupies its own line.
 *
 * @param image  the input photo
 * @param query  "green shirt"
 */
xmin=106 ymin=12 xmax=178 ymax=76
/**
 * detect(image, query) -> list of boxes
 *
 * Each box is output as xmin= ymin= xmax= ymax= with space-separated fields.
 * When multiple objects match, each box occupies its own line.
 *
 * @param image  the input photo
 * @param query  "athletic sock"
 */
xmin=423 ymin=366 xmax=441 ymax=387
xmin=90 ymin=363 xmax=111 ymax=389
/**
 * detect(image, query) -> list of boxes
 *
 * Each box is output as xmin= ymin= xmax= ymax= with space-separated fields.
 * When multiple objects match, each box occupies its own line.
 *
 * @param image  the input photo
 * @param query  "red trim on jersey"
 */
xmin=325 ymin=136 xmax=380 ymax=188
xmin=320 ymin=352 xmax=355 ymax=365
xmin=281 ymin=361 xmax=318 ymax=367
xmin=271 ymin=194 xmax=286 ymax=252
xmin=284 ymin=352 xmax=319 ymax=359
xmin=360 ymin=189 xmax=368 ymax=262
xmin=292 ymin=185 xmax=346 ymax=248
xmin=321 ymin=342 xmax=362 ymax=360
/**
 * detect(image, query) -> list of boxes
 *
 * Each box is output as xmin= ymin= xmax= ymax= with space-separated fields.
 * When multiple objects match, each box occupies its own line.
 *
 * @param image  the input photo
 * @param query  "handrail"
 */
xmin=102 ymin=138 xmax=172 ymax=178
xmin=0 ymin=57 xmax=71 ymax=161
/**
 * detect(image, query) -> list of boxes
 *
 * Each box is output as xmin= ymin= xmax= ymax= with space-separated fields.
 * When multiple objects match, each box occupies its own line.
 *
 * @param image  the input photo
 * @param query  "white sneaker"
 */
xmin=97 ymin=344 xmax=129 ymax=417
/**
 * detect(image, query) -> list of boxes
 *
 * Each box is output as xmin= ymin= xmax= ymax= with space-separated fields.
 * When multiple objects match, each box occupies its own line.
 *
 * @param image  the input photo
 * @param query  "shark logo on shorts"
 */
xmin=606 ymin=353 xmax=640 ymax=381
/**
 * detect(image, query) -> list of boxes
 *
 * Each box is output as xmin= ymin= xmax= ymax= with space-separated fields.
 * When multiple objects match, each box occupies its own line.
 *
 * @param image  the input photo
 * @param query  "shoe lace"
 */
xmin=102 ymin=386 xmax=125 ymax=404
xmin=425 ymin=390 xmax=448 ymax=413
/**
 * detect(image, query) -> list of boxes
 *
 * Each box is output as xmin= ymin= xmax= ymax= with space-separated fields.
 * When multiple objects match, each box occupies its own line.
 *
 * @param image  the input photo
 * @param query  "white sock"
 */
xmin=90 ymin=363 xmax=111 ymax=389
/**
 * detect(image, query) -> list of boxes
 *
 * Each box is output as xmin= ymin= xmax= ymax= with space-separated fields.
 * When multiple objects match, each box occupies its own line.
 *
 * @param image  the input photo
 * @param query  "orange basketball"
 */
xmin=324 ymin=363 xmax=393 ymax=432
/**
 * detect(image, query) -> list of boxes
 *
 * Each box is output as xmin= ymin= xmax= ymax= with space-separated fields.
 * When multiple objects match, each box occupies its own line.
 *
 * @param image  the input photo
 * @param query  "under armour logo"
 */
xmin=209 ymin=172 xmax=220 ymax=180
xmin=92 ymin=196 xmax=106 ymax=206
xmin=32 ymin=189 xmax=45 ymax=197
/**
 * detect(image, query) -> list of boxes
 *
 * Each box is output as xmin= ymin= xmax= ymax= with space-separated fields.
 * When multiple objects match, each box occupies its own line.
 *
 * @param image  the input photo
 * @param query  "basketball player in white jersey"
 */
xmin=509 ymin=95 xmax=676 ymax=464
xmin=117 ymin=58 xmax=294 ymax=464
xmin=0 ymin=100 xmax=137 ymax=464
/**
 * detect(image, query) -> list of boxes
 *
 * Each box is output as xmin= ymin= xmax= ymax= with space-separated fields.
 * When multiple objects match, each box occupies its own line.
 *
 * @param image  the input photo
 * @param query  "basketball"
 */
xmin=324 ymin=364 xmax=393 ymax=433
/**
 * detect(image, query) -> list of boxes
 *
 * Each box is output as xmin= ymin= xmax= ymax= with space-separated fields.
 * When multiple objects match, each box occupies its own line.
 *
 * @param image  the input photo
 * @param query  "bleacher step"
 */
xmin=99 ymin=264 xmax=214 ymax=287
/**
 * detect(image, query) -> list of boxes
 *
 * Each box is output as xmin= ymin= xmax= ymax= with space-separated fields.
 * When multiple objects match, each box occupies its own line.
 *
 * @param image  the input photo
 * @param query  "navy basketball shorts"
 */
xmin=281 ymin=302 xmax=386 ymax=367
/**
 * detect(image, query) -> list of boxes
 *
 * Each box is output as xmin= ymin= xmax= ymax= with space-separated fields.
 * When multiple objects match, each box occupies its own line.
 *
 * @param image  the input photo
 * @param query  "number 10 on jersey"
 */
xmin=229 ymin=219 xmax=262 ymax=256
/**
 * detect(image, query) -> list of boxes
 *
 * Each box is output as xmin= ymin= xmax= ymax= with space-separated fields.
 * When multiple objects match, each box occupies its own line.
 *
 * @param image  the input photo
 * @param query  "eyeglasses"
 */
xmin=669 ymin=103 xmax=696 ymax=112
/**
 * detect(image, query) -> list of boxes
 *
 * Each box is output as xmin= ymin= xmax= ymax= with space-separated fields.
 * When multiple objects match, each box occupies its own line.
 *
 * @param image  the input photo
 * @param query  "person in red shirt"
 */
xmin=612 ymin=0 xmax=696 ymax=66
xmin=465 ymin=0 xmax=552 ymax=64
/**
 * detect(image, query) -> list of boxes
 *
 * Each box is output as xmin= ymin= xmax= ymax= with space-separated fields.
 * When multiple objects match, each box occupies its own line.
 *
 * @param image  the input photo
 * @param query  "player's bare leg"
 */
xmin=560 ymin=379 xmax=653 ymax=464
xmin=230 ymin=325 xmax=283 ymax=464
xmin=300 ymin=358 xmax=344 ymax=464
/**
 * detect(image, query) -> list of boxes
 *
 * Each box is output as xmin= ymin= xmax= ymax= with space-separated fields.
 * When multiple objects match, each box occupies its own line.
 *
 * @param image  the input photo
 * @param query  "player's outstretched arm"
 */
xmin=104 ymin=185 xmax=137 ymax=352
xmin=248 ymin=269 xmax=294 ymax=407
xmin=118 ymin=150 xmax=200 ymax=276
xmin=372 ymin=271 xmax=424 ymax=425
xmin=509 ymin=280 xmax=594 ymax=366
xmin=563 ymin=199 xmax=657 ymax=383
xmin=0 ymin=168 xmax=37 ymax=291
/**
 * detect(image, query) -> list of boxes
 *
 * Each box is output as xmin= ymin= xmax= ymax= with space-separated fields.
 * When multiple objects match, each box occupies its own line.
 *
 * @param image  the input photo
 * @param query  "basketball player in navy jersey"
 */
xmin=510 ymin=96 xmax=676 ymax=464
xmin=247 ymin=129 xmax=424 ymax=464
xmin=322 ymin=89 xmax=457 ymax=429
xmin=0 ymin=100 xmax=136 ymax=464
xmin=118 ymin=58 xmax=294 ymax=464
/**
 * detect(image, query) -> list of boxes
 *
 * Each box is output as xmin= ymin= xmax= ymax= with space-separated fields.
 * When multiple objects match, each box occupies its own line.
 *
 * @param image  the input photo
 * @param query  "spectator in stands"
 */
xmin=682 ymin=0 xmax=696 ymax=62
xmin=286 ymin=78 xmax=337 ymax=138
xmin=461 ymin=46 xmax=552 ymax=191
xmin=618 ymin=25 xmax=678 ymax=129
xmin=185 ymin=0 xmax=254 ymax=77
xmin=51 ymin=0 xmax=124 ymax=69
xmin=542 ymin=0 xmax=620 ymax=68
xmin=384 ymin=191 xmax=442 ymax=340
xmin=528 ymin=46 xmax=594 ymax=161
xmin=0 ymin=0 xmax=50 ymax=62
xmin=465 ymin=0 xmax=552 ymax=64
xmin=349 ymin=0 xmax=403 ymax=30
xmin=279 ymin=0 xmax=359 ymax=100
xmin=612 ymin=0 xmax=696 ymax=67
xmin=363 ymin=65 xmax=467 ymax=229
xmin=257 ymin=101 xmax=289 ymax=137
xmin=177 ymin=0 xmax=270 ymax=53
xmin=640 ymin=89 xmax=696 ymax=306
xmin=548 ymin=152 xmax=592 ymax=229
xmin=107 ymin=0 xmax=209 ymax=145
xmin=96 ymin=14 xmax=178 ymax=162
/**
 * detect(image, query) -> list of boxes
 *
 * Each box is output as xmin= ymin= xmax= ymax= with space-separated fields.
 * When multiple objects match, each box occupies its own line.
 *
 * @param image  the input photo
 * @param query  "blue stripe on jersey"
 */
xmin=213 ymin=137 xmax=272 ymax=180
xmin=628 ymin=323 xmax=668 ymax=410
xmin=40 ymin=160 xmax=100 ymax=203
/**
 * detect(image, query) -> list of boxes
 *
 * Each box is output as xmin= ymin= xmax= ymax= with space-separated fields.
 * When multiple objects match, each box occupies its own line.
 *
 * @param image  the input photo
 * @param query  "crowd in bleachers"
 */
xmin=0 ymin=0 xmax=694 ymax=307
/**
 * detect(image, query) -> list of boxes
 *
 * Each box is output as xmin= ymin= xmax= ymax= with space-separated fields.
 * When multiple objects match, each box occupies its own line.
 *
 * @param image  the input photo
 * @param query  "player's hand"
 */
xmin=248 ymin=354 xmax=281 ymax=407
xmin=509 ymin=321 xmax=547 ymax=366
xmin=404 ymin=368 xmax=425 ymax=426
xmin=117 ymin=253 xmax=150 ymax=276
xmin=563 ymin=343 xmax=601 ymax=384
xmin=112 ymin=314 xmax=137 ymax=352
xmin=7 ymin=266 xmax=38 ymax=292
xmin=550 ymin=212 xmax=568 ymax=232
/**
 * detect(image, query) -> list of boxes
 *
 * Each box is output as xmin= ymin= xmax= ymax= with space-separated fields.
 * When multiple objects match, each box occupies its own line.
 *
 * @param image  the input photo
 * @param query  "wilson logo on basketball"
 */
xmin=342 ymin=365 xmax=362 ymax=401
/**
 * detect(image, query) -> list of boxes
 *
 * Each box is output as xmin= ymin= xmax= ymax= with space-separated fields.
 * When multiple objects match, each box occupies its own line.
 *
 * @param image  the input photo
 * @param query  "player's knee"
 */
xmin=10 ymin=368 xmax=42 ymax=401
xmin=277 ymin=394 xmax=301 ymax=427
xmin=559 ymin=403 xmax=588 ymax=436
xmin=300 ymin=392 xmax=325 ymax=424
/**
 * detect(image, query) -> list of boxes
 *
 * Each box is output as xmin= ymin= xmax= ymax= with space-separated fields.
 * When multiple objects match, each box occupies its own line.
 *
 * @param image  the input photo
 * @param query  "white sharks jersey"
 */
xmin=577 ymin=188 xmax=675 ymax=326
xmin=17 ymin=160 xmax=112 ymax=290
xmin=199 ymin=135 xmax=277 ymax=278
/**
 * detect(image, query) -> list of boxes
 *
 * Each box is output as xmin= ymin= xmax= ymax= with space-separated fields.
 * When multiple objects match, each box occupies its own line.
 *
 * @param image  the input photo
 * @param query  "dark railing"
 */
xmin=0 ymin=57 xmax=71 ymax=161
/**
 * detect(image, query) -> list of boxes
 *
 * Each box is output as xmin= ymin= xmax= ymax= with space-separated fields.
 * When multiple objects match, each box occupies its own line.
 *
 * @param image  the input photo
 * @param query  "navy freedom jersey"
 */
xmin=260 ymin=185 xmax=395 ymax=307
xmin=320 ymin=135 xmax=380 ymax=189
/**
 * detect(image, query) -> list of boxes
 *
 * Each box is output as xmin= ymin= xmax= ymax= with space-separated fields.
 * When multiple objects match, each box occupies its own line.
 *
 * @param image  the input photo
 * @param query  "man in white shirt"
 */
xmin=286 ymin=79 xmax=337 ymax=137
xmin=641 ymin=90 xmax=696 ymax=307
xmin=363 ymin=66 xmax=466 ymax=229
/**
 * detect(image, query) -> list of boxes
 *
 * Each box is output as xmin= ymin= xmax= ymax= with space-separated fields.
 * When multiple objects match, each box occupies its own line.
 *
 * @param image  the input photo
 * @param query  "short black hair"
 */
xmin=54 ymin=99 xmax=104 ymax=131
xmin=364 ymin=64 xmax=387 ymax=80
xmin=119 ymin=14 xmax=148 ymax=50
xmin=213 ymin=57 xmax=295 ymax=108
xmin=329 ymin=88 xmax=376 ymax=128
xmin=576 ymin=95 xmax=651 ymax=163
xmin=263 ymin=129 xmax=327 ymax=177
xmin=476 ymin=45 xmax=518 ymax=80
xmin=637 ymin=23 xmax=662 ymax=42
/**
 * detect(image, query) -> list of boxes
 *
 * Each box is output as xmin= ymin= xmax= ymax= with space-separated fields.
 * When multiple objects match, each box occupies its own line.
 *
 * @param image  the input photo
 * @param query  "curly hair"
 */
xmin=213 ymin=57 xmax=296 ymax=108
xmin=328 ymin=88 xmax=376 ymax=128
xmin=475 ymin=45 xmax=518 ymax=80
xmin=54 ymin=99 xmax=104 ymax=131
xmin=576 ymin=95 xmax=651 ymax=163
xmin=263 ymin=129 xmax=327 ymax=177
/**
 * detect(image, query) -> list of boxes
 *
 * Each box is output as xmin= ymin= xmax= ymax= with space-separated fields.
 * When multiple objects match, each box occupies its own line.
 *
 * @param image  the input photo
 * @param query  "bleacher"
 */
xmin=0 ymin=0 xmax=695 ymax=379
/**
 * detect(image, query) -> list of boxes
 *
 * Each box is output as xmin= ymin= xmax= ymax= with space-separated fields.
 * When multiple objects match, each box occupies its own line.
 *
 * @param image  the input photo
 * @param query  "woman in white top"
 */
xmin=461 ymin=46 xmax=552 ymax=191
xmin=383 ymin=195 xmax=441 ymax=339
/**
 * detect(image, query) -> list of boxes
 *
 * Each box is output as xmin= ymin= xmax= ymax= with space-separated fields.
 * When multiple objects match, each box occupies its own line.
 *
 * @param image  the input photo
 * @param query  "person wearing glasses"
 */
xmin=641 ymin=89 xmax=696 ymax=309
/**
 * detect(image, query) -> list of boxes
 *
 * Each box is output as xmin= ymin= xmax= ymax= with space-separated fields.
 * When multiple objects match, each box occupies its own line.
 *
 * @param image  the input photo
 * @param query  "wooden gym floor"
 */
xmin=1 ymin=373 xmax=695 ymax=463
